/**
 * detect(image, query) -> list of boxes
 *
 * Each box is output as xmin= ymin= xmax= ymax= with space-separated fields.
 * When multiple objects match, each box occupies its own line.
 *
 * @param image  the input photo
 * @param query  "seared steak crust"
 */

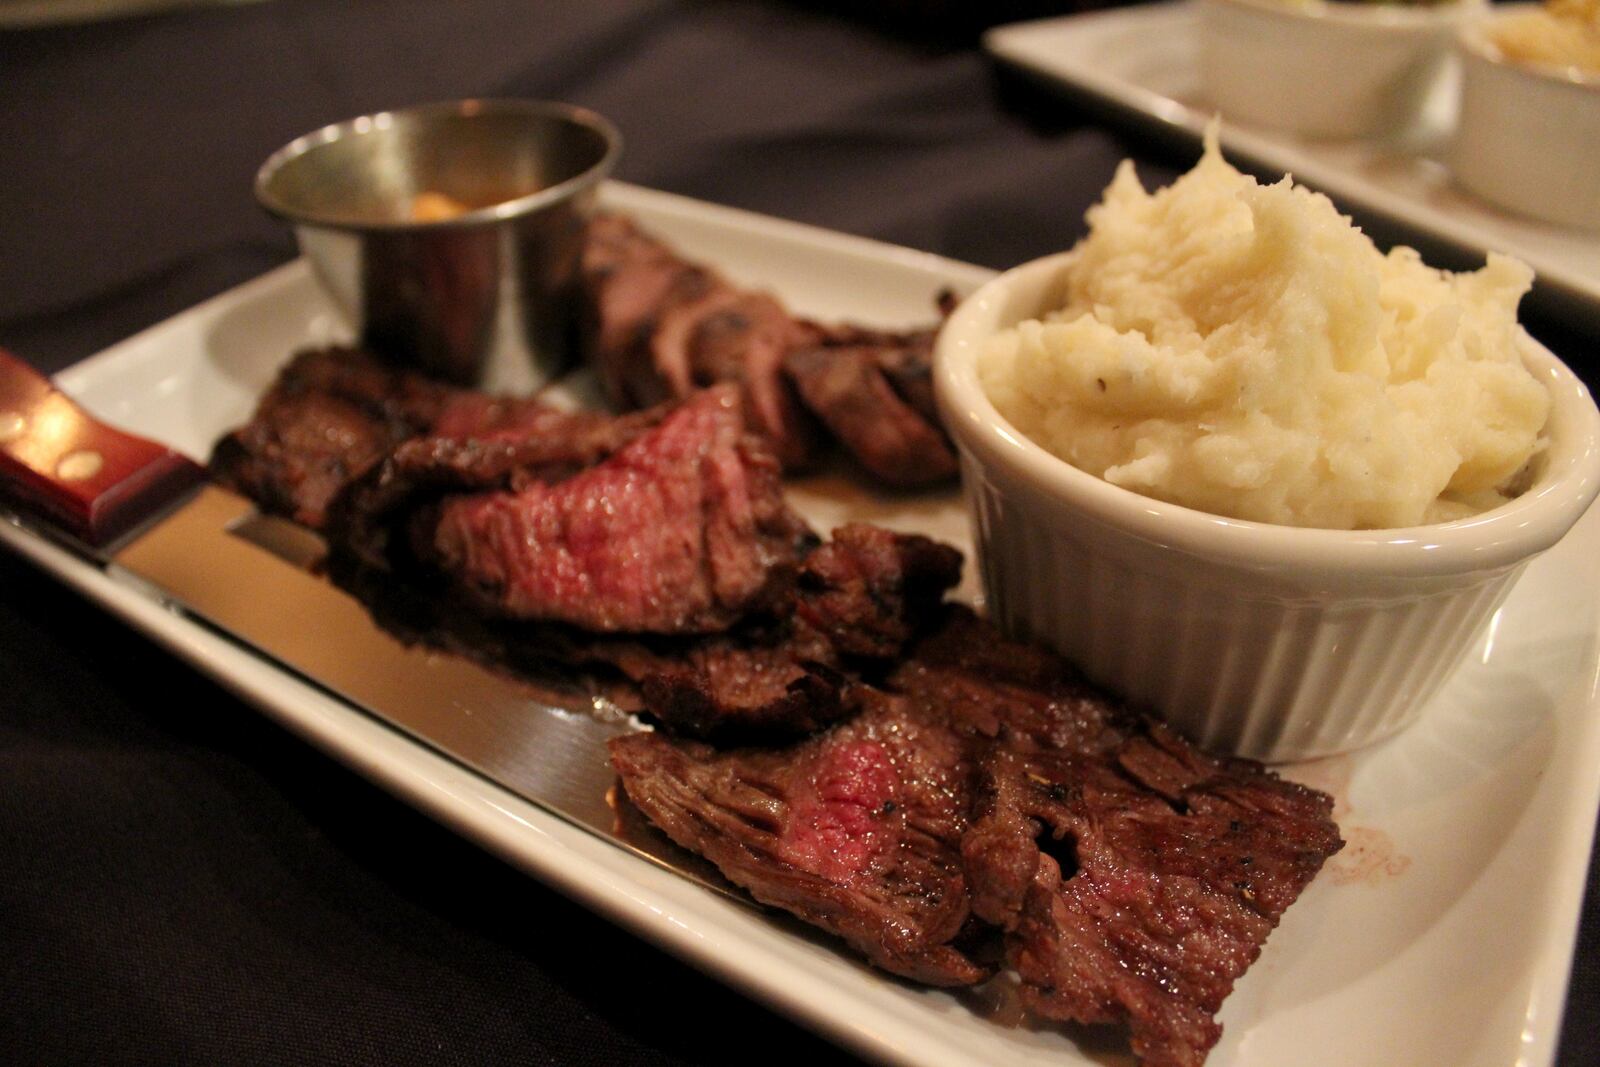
xmin=208 ymin=347 xmax=454 ymax=529
xmin=610 ymin=689 xmax=991 ymax=987
xmin=783 ymin=337 xmax=959 ymax=487
xmin=796 ymin=522 xmax=964 ymax=658
xmin=618 ymin=524 xmax=964 ymax=741
xmin=579 ymin=213 xmax=957 ymax=485
xmin=962 ymin=724 xmax=1340 ymax=1067
xmin=209 ymin=346 xmax=591 ymax=531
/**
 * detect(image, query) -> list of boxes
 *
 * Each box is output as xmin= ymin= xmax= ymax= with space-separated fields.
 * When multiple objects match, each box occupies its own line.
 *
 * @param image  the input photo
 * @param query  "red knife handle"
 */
xmin=0 ymin=347 xmax=206 ymax=548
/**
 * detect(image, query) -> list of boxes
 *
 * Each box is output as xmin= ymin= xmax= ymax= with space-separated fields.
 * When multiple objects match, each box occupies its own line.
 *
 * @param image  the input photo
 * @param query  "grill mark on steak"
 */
xmin=608 ymin=524 xmax=964 ymax=742
xmin=795 ymin=522 xmax=964 ymax=659
xmin=209 ymin=346 xmax=584 ymax=531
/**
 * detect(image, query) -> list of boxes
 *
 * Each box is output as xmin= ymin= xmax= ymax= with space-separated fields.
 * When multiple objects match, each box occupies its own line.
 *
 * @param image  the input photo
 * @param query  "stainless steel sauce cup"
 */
xmin=255 ymin=99 xmax=622 ymax=389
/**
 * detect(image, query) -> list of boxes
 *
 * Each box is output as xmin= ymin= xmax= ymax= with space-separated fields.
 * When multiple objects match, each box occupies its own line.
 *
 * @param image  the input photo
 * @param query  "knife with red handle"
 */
xmin=0 ymin=346 xmax=729 ymax=897
xmin=0 ymin=346 xmax=206 ymax=549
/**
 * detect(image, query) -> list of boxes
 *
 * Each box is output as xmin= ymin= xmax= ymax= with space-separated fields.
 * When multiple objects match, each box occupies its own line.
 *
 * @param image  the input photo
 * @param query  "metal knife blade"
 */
xmin=0 ymin=347 xmax=736 ymax=900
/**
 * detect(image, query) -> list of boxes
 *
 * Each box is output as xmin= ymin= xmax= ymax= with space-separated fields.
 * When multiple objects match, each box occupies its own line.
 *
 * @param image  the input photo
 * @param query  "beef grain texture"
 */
xmin=612 ymin=609 xmax=1343 ymax=1067
xmin=209 ymin=346 xmax=572 ymax=530
xmin=208 ymin=347 xmax=452 ymax=529
xmin=578 ymin=213 xmax=957 ymax=485
xmin=339 ymin=385 xmax=815 ymax=634
xmin=611 ymin=686 xmax=991 ymax=987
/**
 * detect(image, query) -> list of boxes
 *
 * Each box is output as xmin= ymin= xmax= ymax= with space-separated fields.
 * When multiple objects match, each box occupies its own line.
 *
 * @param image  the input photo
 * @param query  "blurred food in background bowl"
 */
xmin=934 ymin=139 xmax=1600 ymax=763
xmin=256 ymin=99 xmax=621 ymax=390
xmin=1451 ymin=0 xmax=1600 ymax=230
xmin=1198 ymin=0 xmax=1483 ymax=139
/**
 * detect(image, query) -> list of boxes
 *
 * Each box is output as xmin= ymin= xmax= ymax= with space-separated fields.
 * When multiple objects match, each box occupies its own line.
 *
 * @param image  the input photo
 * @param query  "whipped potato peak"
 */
xmin=978 ymin=134 xmax=1550 ymax=530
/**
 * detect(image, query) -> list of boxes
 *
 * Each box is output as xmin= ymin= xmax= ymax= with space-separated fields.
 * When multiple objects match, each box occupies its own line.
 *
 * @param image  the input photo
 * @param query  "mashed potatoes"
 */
xmin=978 ymin=136 xmax=1550 ymax=529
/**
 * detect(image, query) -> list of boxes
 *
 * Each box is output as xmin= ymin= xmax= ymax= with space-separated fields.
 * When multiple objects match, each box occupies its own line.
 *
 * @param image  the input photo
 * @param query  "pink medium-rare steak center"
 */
xmin=426 ymin=386 xmax=805 ymax=633
xmin=777 ymin=738 xmax=899 ymax=882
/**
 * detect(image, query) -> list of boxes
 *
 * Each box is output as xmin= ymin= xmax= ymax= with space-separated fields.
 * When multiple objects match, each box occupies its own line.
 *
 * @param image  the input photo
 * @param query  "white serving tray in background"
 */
xmin=985 ymin=1 xmax=1600 ymax=331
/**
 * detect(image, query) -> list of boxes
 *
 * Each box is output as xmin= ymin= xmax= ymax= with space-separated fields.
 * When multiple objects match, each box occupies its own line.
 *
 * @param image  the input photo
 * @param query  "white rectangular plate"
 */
xmin=984 ymin=1 xmax=1600 ymax=331
xmin=3 ymin=182 xmax=1598 ymax=1067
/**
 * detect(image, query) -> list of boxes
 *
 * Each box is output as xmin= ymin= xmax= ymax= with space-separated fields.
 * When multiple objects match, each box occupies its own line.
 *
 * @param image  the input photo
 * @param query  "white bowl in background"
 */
xmin=1451 ymin=10 xmax=1600 ymax=231
xmin=934 ymin=251 xmax=1600 ymax=763
xmin=1199 ymin=0 xmax=1483 ymax=139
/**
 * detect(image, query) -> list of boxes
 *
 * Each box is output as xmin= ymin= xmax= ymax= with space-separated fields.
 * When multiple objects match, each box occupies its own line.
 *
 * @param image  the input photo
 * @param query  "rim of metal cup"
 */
xmin=253 ymin=98 xmax=622 ymax=232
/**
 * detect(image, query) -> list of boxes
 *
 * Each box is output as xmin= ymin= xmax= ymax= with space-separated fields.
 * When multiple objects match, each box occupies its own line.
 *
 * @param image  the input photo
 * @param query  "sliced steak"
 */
xmin=579 ymin=213 xmax=957 ymax=485
xmin=610 ymin=689 xmax=991 ymax=987
xmin=961 ymin=726 xmax=1342 ymax=1067
xmin=578 ymin=212 xmax=707 ymax=410
xmin=796 ymin=523 xmax=963 ymax=659
xmin=887 ymin=607 xmax=1137 ymax=754
xmin=615 ymin=603 xmax=1342 ymax=1065
xmin=635 ymin=627 xmax=849 ymax=743
xmin=210 ymin=346 xmax=579 ymax=530
xmin=208 ymin=347 xmax=453 ymax=529
xmin=416 ymin=386 xmax=813 ymax=633
xmin=614 ymin=525 xmax=963 ymax=741
xmin=685 ymin=290 xmax=822 ymax=470
xmin=784 ymin=338 xmax=959 ymax=487
xmin=328 ymin=404 xmax=666 ymax=573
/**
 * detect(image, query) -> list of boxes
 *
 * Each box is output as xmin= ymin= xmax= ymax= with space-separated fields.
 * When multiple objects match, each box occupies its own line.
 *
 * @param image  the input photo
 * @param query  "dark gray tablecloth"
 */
xmin=1 ymin=2 xmax=1595 ymax=1064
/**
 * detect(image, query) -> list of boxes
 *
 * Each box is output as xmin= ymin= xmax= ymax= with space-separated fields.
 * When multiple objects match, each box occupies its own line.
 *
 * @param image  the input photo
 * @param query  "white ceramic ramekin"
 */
xmin=1198 ymin=0 xmax=1482 ymax=139
xmin=934 ymin=252 xmax=1600 ymax=763
xmin=1451 ymin=10 xmax=1600 ymax=231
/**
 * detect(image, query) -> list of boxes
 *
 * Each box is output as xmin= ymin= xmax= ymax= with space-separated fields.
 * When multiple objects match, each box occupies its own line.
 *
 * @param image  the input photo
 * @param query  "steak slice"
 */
xmin=210 ymin=346 xmax=579 ymax=530
xmin=417 ymin=386 xmax=814 ymax=633
xmin=684 ymin=290 xmax=823 ymax=470
xmin=961 ymin=726 xmax=1342 ymax=1067
xmin=610 ymin=690 xmax=991 ymax=987
xmin=208 ymin=347 xmax=454 ymax=529
xmin=796 ymin=523 xmax=963 ymax=659
xmin=578 ymin=214 xmax=958 ymax=485
xmin=579 ymin=212 xmax=708 ymax=410
xmin=634 ymin=627 xmax=849 ymax=743
xmin=327 ymin=404 xmax=667 ymax=573
xmin=783 ymin=337 xmax=959 ymax=488
xmin=580 ymin=213 xmax=823 ymax=469
xmin=887 ymin=607 xmax=1137 ymax=755
xmin=616 ymin=525 xmax=963 ymax=741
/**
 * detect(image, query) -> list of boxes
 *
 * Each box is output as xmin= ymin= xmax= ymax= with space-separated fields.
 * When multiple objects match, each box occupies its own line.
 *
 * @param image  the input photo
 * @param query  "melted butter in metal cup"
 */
xmin=255 ymin=99 xmax=622 ymax=391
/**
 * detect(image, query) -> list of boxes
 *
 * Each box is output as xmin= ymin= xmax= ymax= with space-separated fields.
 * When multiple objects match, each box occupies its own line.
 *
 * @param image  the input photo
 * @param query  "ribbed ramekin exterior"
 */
xmin=963 ymin=454 xmax=1525 ymax=762
xmin=937 ymin=251 xmax=1600 ymax=764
